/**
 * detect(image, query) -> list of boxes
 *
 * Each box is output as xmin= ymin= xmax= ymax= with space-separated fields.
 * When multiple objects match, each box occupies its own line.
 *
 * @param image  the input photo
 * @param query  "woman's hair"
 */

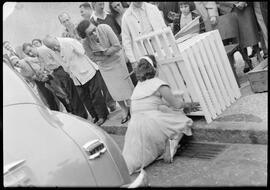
xmin=178 ymin=2 xmax=195 ymax=12
xmin=109 ymin=2 xmax=129 ymax=17
xmin=76 ymin=19 xmax=91 ymax=39
xmin=136 ymin=55 xmax=157 ymax=82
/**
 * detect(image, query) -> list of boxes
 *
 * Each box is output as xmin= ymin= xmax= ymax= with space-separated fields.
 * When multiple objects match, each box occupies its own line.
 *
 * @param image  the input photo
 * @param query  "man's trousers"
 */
xmin=76 ymin=71 xmax=109 ymax=120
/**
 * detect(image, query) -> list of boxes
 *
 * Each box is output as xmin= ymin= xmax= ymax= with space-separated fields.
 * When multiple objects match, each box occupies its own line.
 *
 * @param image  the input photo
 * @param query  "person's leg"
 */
xmin=96 ymin=70 xmax=116 ymax=112
xmin=53 ymin=67 xmax=88 ymax=119
xmin=118 ymin=100 xmax=130 ymax=124
xmin=35 ymin=80 xmax=59 ymax=111
xmin=126 ymin=61 xmax=138 ymax=86
xmin=239 ymin=48 xmax=253 ymax=73
xmin=87 ymin=73 xmax=109 ymax=126
xmin=253 ymin=44 xmax=263 ymax=62
xmin=163 ymin=133 xmax=184 ymax=163
xmin=76 ymin=84 xmax=98 ymax=122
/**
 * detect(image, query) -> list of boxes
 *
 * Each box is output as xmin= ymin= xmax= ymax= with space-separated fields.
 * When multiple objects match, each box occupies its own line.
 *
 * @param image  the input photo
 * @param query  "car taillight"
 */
xmin=83 ymin=139 xmax=107 ymax=160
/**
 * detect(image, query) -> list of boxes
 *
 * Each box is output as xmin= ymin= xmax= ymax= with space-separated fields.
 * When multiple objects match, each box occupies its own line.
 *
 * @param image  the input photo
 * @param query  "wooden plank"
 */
xmin=175 ymin=60 xmax=199 ymax=102
xmin=136 ymin=40 xmax=147 ymax=57
xmin=167 ymin=62 xmax=192 ymax=102
xmin=198 ymin=40 xmax=224 ymax=113
xmin=190 ymin=44 xmax=217 ymax=119
xmin=194 ymin=41 xmax=222 ymax=116
xmin=207 ymin=36 xmax=235 ymax=104
xmin=159 ymin=33 xmax=173 ymax=58
xmin=186 ymin=48 xmax=214 ymax=122
xmin=158 ymin=55 xmax=183 ymax=65
xmin=201 ymin=37 xmax=231 ymax=108
xmin=165 ymin=30 xmax=180 ymax=56
xmin=144 ymin=38 xmax=155 ymax=55
xmin=212 ymin=30 xmax=241 ymax=99
xmin=182 ymin=50 xmax=212 ymax=123
xmin=152 ymin=35 xmax=165 ymax=59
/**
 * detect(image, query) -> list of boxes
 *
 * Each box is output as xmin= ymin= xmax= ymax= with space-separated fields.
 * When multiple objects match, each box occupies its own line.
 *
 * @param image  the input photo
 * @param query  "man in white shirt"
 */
xmin=43 ymin=35 xmax=109 ymax=126
xmin=122 ymin=2 xmax=167 ymax=69
xmin=22 ymin=43 xmax=88 ymax=119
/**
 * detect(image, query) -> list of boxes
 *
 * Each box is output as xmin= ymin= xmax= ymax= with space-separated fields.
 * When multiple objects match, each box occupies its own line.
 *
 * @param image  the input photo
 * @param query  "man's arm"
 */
xmin=71 ymin=39 xmax=85 ymax=56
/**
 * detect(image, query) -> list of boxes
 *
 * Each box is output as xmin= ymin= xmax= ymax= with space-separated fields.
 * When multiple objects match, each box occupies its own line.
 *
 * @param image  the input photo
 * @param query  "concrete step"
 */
xmin=100 ymin=118 xmax=267 ymax=145
xmin=99 ymin=104 xmax=267 ymax=145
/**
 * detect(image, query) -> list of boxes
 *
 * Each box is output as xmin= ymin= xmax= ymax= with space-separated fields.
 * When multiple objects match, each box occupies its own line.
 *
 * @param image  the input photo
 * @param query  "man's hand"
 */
xmin=210 ymin=16 xmax=218 ymax=25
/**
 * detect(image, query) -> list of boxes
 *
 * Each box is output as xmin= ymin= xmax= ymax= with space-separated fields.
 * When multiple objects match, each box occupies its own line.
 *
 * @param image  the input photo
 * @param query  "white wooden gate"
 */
xmin=134 ymin=27 xmax=241 ymax=123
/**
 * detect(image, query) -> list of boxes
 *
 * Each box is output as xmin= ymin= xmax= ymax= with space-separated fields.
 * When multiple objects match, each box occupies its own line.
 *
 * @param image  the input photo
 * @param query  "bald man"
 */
xmin=43 ymin=35 xmax=109 ymax=126
xmin=58 ymin=12 xmax=81 ymax=41
xmin=22 ymin=42 xmax=88 ymax=119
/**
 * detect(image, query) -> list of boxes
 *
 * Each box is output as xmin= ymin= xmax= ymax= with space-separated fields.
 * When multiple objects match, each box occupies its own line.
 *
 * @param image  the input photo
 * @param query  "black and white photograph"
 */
xmin=3 ymin=1 xmax=267 ymax=187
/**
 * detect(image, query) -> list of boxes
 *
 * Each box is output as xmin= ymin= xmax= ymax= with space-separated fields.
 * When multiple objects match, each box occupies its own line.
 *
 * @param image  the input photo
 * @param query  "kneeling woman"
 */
xmin=76 ymin=20 xmax=134 ymax=124
xmin=122 ymin=55 xmax=194 ymax=175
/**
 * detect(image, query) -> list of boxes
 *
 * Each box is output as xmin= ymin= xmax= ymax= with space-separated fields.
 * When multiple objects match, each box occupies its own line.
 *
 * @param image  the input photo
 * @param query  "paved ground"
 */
xmin=110 ymin=134 xmax=267 ymax=187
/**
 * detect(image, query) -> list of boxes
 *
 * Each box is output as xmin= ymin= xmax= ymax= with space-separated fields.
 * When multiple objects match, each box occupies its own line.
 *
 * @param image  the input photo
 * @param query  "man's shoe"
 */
xmin=96 ymin=117 xmax=107 ymax=126
xmin=92 ymin=117 xmax=98 ymax=123
xmin=109 ymin=105 xmax=116 ymax=112
xmin=243 ymin=67 xmax=251 ymax=73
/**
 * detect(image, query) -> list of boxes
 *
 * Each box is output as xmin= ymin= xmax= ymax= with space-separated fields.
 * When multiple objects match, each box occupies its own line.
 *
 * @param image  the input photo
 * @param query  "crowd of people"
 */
xmin=3 ymin=2 xmax=268 ymax=175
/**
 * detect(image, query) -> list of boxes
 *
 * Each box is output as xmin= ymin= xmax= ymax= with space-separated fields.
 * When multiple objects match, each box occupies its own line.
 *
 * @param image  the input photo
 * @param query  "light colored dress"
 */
xmin=83 ymin=24 xmax=134 ymax=101
xmin=122 ymin=77 xmax=193 ymax=174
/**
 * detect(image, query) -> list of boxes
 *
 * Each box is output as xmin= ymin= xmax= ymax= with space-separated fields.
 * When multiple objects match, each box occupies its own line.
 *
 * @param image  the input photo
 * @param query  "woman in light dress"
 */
xmin=122 ymin=55 xmax=195 ymax=175
xmin=109 ymin=2 xmax=138 ymax=86
xmin=76 ymin=19 xmax=134 ymax=124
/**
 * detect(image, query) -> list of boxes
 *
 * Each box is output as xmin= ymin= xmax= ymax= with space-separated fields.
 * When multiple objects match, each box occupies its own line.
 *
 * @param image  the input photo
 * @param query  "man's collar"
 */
xmin=131 ymin=2 xmax=146 ymax=11
xmin=91 ymin=11 xmax=109 ymax=21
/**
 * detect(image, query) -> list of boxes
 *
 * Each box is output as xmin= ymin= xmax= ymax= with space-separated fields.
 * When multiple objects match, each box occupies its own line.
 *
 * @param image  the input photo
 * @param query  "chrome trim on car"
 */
xmin=83 ymin=139 xmax=107 ymax=160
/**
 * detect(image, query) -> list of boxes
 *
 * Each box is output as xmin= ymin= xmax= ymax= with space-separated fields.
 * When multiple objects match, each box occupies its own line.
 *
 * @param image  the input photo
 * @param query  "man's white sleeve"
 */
xmin=122 ymin=16 xmax=136 ymax=63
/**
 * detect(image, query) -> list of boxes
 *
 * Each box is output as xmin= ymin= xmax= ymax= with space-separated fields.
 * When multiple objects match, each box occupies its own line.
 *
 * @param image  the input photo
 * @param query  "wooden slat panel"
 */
xmin=176 ymin=60 xmax=199 ymax=102
xmin=207 ymin=36 xmax=235 ymax=103
xmin=167 ymin=62 xmax=192 ymax=102
xmin=188 ymin=45 xmax=217 ymax=119
xmin=201 ymin=37 xmax=231 ymax=107
xmin=165 ymin=30 xmax=180 ymax=56
xmin=198 ymin=40 xmax=225 ymax=112
xmin=182 ymin=50 xmax=212 ymax=122
xmin=212 ymin=30 xmax=241 ymax=98
xmin=192 ymin=44 xmax=220 ymax=118
xmin=144 ymin=38 xmax=155 ymax=55
xmin=151 ymin=35 xmax=165 ymax=60
xmin=159 ymin=33 xmax=173 ymax=58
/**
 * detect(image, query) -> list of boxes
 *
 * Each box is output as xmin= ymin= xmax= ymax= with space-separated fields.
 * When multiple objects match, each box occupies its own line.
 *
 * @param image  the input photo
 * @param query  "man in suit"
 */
xmin=43 ymin=35 xmax=109 ymax=126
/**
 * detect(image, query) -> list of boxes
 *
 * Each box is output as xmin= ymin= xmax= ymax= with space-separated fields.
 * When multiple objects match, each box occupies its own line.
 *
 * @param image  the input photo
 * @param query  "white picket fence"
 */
xmin=134 ymin=27 xmax=241 ymax=123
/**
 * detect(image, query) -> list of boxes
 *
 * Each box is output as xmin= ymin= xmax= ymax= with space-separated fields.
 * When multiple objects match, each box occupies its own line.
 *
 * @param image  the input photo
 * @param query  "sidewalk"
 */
xmin=100 ymin=52 xmax=267 ymax=145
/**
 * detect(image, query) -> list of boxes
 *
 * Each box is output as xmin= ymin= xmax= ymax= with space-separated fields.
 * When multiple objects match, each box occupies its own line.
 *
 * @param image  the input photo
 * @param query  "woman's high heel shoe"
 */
xmin=121 ymin=111 xmax=130 ymax=124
